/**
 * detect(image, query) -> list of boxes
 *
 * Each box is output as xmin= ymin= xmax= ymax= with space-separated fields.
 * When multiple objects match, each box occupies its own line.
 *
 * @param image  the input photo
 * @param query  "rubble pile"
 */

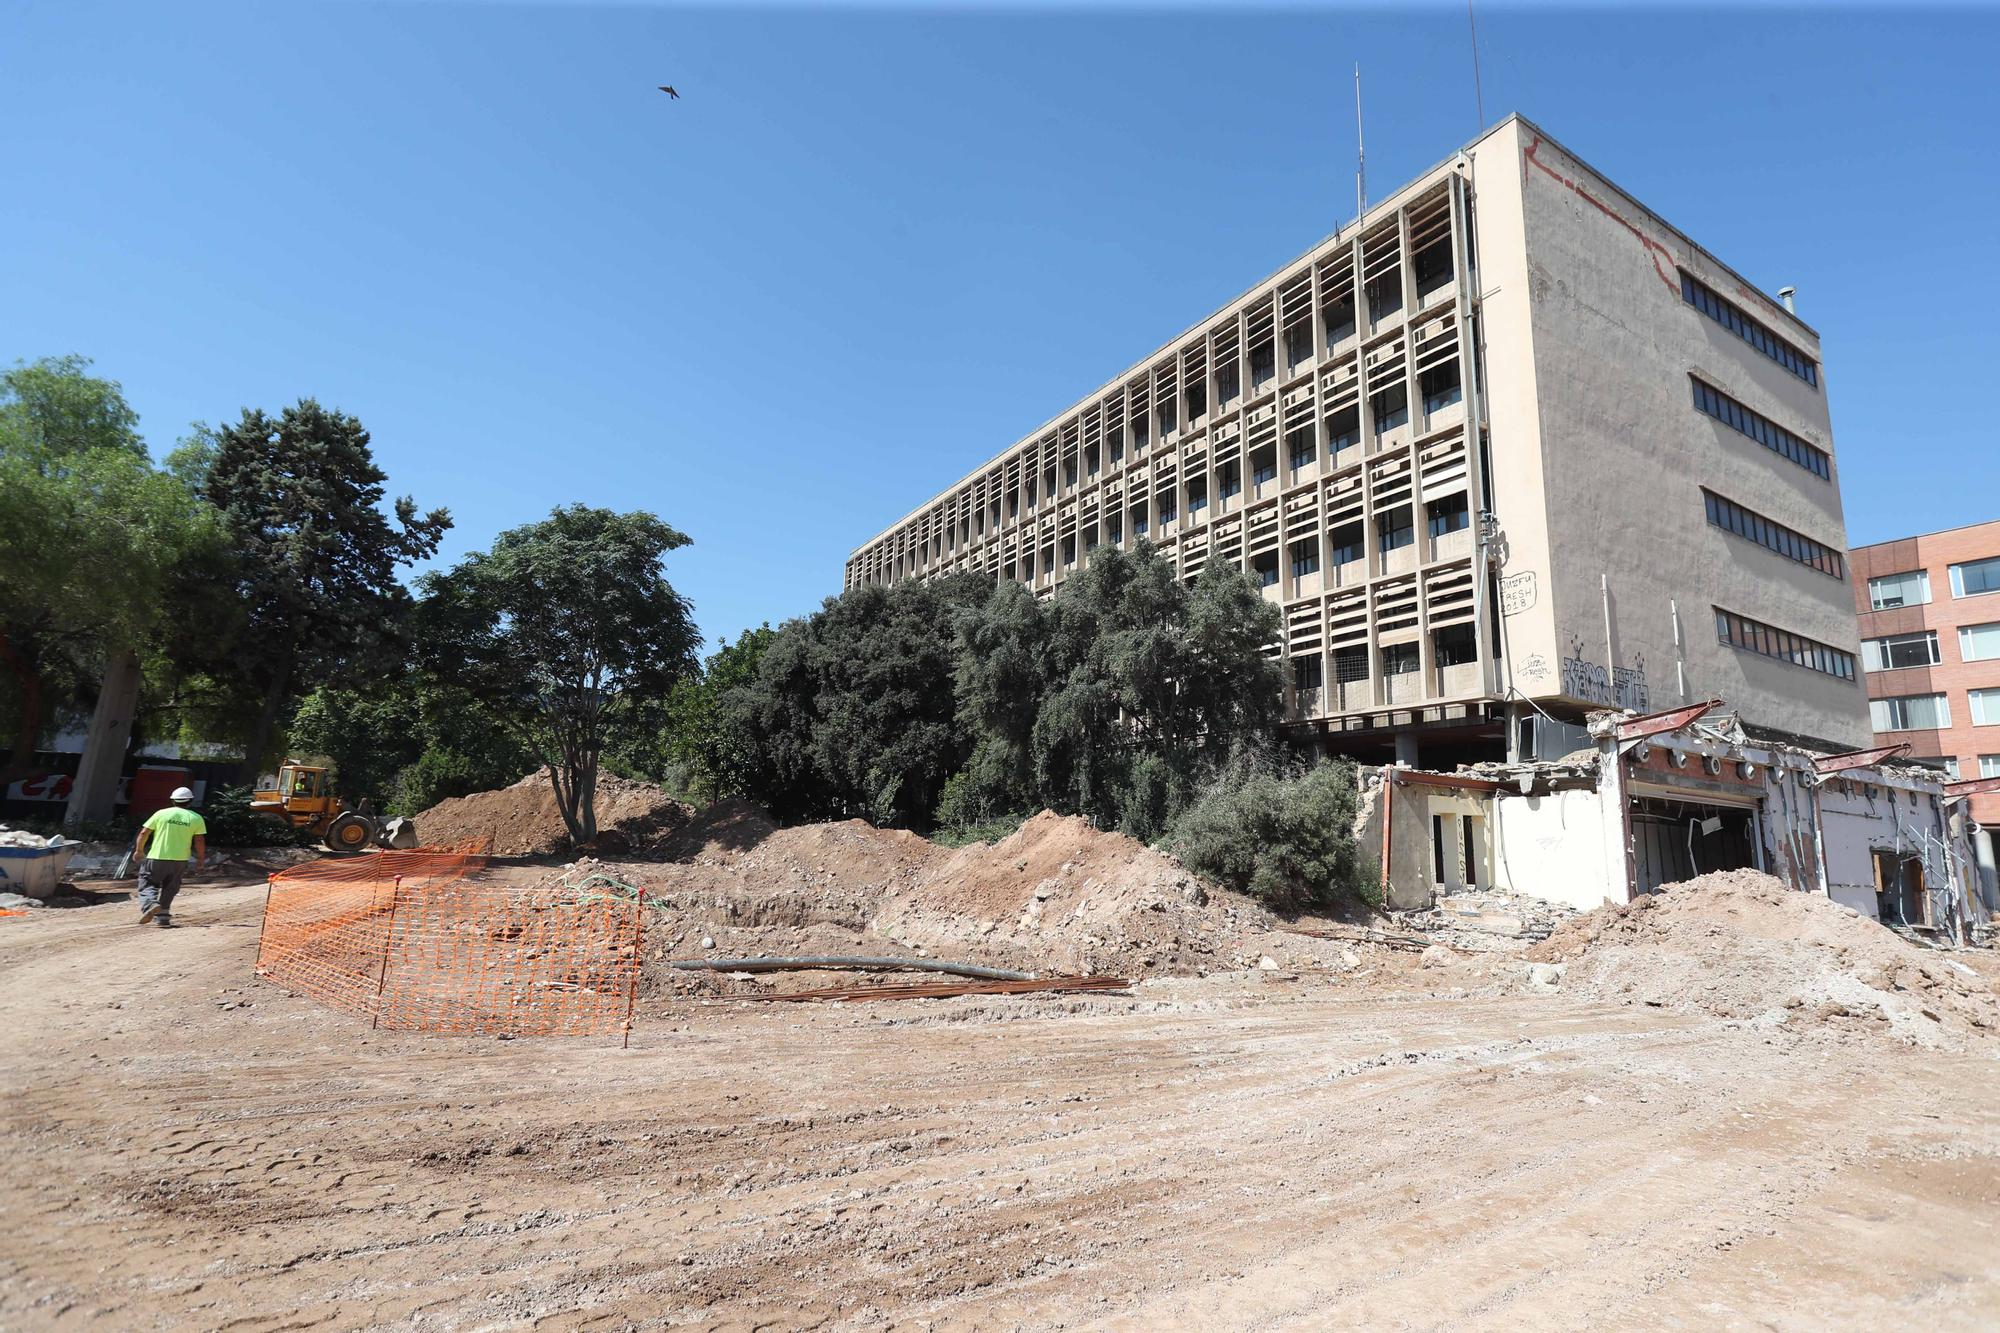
xmin=1530 ymin=868 xmax=2000 ymax=1046
xmin=413 ymin=769 xmax=693 ymax=856
xmin=1404 ymin=888 xmax=1577 ymax=951
xmin=602 ymin=805 xmax=1375 ymax=996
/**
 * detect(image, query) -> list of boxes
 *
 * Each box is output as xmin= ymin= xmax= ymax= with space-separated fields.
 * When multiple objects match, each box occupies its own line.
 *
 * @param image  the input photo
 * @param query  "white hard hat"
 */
xmin=170 ymin=786 xmax=196 ymax=803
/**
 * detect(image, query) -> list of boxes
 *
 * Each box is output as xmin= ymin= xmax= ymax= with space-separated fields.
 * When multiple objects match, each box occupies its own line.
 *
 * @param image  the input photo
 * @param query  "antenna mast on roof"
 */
xmin=1354 ymin=64 xmax=1367 ymax=222
xmin=1467 ymin=0 xmax=1486 ymax=129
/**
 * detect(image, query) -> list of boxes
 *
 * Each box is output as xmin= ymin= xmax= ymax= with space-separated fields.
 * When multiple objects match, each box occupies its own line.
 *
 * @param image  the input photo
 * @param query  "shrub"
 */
xmin=200 ymin=784 xmax=310 ymax=847
xmin=1163 ymin=758 xmax=1373 ymax=913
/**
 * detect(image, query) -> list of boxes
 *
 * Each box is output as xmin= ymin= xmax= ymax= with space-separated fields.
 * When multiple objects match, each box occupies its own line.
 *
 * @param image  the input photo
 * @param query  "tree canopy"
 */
xmin=199 ymin=399 xmax=450 ymax=779
xmin=417 ymin=505 xmax=701 ymax=844
xmin=0 ymin=357 xmax=220 ymax=782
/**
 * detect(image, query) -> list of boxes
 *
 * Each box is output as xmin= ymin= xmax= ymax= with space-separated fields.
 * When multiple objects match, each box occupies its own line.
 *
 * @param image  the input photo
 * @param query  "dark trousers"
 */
xmin=136 ymin=859 xmax=189 ymax=917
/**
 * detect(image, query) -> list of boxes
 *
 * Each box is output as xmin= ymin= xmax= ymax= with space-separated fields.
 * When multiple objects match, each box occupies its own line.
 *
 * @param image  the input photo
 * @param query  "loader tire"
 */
xmin=325 ymin=813 xmax=376 ymax=854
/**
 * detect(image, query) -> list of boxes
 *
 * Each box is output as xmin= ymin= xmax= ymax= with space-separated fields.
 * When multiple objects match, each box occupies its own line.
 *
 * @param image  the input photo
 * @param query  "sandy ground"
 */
xmin=5 ymin=870 xmax=2000 ymax=1331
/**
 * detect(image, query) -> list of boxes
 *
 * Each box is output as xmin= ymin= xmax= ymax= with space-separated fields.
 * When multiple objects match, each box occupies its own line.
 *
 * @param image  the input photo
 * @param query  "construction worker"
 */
xmin=133 ymin=786 xmax=206 ymax=928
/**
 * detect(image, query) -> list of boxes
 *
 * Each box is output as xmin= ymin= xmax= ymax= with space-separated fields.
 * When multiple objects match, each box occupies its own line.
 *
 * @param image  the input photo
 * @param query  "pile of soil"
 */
xmin=617 ymin=807 xmax=1373 ymax=996
xmin=413 ymin=769 xmax=692 ymax=857
xmin=1530 ymin=868 xmax=2000 ymax=1045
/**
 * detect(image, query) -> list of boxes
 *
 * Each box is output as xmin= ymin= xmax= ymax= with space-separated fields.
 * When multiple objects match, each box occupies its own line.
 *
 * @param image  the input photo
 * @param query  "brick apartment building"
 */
xmin=1852 ymin=518 xmax=2000 ymax=826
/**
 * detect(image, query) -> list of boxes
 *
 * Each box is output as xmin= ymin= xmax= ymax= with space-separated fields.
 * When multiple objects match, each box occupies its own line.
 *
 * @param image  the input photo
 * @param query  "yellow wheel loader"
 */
xmin=251 ymin=762 xmax=419 ymax=853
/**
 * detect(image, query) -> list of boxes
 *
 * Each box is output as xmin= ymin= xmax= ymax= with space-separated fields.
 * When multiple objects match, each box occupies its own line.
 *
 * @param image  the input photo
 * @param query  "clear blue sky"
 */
xmin=7 ymin=2 xmax=1994 ymax=650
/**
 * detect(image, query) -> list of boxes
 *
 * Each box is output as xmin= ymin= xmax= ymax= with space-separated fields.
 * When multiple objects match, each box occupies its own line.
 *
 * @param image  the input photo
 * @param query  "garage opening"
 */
xmin=1631 ymin=797 xmax=1758 ymax=894
xmin=1871 ymin=849 xmax=1927 ymax=927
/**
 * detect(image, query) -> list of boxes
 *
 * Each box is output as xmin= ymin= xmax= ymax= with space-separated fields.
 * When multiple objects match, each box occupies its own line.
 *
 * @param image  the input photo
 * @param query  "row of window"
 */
xmin=1691 ymin=379 xmax=1831 ymax=480
xmin=1862 ymin=623 xmax=2000 ymax=672
xmin=1866 ymin=557 xmax=2000 ymax=610
xmin=1872 ymin=689 xmax=2000 ymax=732
xmin=1927 ymin=755 xmax=2000 ymax=780
xmin=1289 ymin=625 xmax=1479 ymax=692
xmin=1701 ymin=489 xmax=1843 ymax=578
xmin=1715 ymin=608 xmax=1857 ymax=681
xmin=1680 ymin=271 xmax=1820 ymax=387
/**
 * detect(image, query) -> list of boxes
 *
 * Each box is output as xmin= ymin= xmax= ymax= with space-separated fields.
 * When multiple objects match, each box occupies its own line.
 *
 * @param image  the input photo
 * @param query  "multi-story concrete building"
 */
xmin=846 ymin=115 xmax=1870 ymax=765
xmin=1852 ymin=518 xmax=2000 ymax=826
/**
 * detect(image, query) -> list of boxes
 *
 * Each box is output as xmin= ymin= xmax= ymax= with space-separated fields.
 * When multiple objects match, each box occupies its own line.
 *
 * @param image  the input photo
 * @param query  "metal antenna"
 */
xmin=1467 ymin=0 xmax=1486 ymax=129
xmin=1354 ymin=64 xmax=1367 ymax=221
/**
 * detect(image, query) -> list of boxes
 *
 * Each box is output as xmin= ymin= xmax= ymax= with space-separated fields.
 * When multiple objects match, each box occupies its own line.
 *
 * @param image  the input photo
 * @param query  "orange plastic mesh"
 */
xmin=254 ymin=850 xmax=645 ymax=1041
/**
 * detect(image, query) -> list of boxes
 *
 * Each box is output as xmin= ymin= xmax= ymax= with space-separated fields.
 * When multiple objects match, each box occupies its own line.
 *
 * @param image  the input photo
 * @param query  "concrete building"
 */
xmin=847 ymin=115 xmax=1870 ymax=766
xmin=1851 ymin=518 xmax=2000 ymax=843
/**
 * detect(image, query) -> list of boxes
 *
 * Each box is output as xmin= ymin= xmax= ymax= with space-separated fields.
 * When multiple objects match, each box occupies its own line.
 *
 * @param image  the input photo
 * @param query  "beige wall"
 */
xmin=1507 ymin=128 xmax=1866 ymax=747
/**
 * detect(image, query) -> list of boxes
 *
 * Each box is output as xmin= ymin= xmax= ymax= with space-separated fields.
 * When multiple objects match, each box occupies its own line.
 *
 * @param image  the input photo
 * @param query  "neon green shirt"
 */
xmin=142 ymin=807 xmax=206 ymax=861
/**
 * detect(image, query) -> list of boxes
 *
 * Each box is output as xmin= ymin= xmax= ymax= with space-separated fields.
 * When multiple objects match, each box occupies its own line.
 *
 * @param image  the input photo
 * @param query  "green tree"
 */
xmin=0 ymin=357 xmax=219 ymax=783
xmin=618 ymin=625 xmax=775 ymax=803
xmin=951 ymin=543 xmax=1283 ymax=838
xmin=723 ymin=574 xmax=989 ymax=829
xmin=201 ymin=399 xmax=450 ymax=781
xmin=1164 ymin=757 xmax=1374 ymax=912
xmin=289 ymin=678 xmax=534 ymax=815
xmin=417 ymin=505 xmax=701 ymax=845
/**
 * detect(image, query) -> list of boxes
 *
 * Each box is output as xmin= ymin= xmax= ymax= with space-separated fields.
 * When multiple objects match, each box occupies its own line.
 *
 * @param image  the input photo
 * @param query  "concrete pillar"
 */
xmin=65 ymin=648 xmax=142 ymax=830
xmin=1394 ymin=730 xmax=1419 ymax=768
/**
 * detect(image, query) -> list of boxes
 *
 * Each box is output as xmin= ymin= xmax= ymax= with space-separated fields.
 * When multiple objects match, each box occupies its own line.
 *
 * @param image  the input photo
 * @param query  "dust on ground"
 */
xmin=412 ymin=768 xmax=692 ymax=856
xmin=6 ymin=819 xmax=2000 ymax=1330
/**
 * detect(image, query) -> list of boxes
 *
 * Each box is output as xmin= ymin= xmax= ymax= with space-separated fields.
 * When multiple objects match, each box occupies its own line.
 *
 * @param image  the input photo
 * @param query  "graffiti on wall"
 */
xmin=1558 ymin=636 xmax=1649 ymax=710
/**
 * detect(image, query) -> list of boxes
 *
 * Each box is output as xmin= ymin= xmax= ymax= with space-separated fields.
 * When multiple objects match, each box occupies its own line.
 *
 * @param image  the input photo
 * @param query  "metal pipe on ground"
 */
xmin=666 ymin=956 xmax=1034 ymax=981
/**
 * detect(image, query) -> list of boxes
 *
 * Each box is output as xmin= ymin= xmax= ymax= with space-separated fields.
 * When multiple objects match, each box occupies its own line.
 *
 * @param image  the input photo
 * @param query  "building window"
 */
xmin=1959 ymin=622 xmax=2000 ymax=663
xmin=1186 ymin=480 xmax=1207 ymax=513
xmin=1381 ymin=642 xmax=1420 ymax=675
xmin=1106 ymin=518 xmax=1122 ymax=544
xmin=1215 ymin=363 xmax=1240 ymax=406
xmin=1434 ymin=623 xmax=1477 ymax=667
xmin=1680 ymin=271 xmax=1819 ymax=386
xmin=1333 ymin=645 xmax=1369 ymax=682
xmin=1714 ymin=608 xmax=1857 ymax=681
xmin=1413 ymin=238 xmax=1454 ymax=296
xmin=1219 ymin=462 xmax=1241 ymax=500
xmin=1981 ymin=755 xmax=2000 ymax=779
xmin=1132 ymin=502 xmax=1148 ymax=535
xmin=1365 ymin=272 xmax=1403 ymax=322
xmin=1702 ymin=489 xmax=1844 ymax=578
xmin=1251 ymin=449 xmax=1277 ymax=486
xmin=1950 ymin=556 xmax=2000 ymax=598
xmin=1325 ymin=407 xmax=1359 ymax=454
xmin=1870 ymin=693 xmax=1950 ymax=731
xmin=1330 ymin=521 xmax=1365 ymax=566
xmin=1420 ymin=363 xmax=1462 ymax=417
xmin=1323 ymin=296 xmax=1356 ymax=346
xmin=1973 ymin=689 xmax=2000 ymax=727
xmin=1867 ymin=570 xmax=1931 ymax=610
xmin=1158 ymin=496 xmax=1177 ymax=524
xmin=1288 ymin=427 xmax=1316 ymax=472
xmin=1292 ymin=655 xmax=1323 ymax=690
xmin=1861 ymin=630 xmax=1940 ymax=672
xmin=1251 ymin=343 xmax=1276 ymax=388
xmin=1185 ymin=382 xmax=1207 ymax=421
xmin=1285 ymin=322 xmax=1313 ymax=367
xmin=1377 ymin=505 xmax=1415 ymax=552
xmin=1253 ymin=553 xmax=1279 ymax=588
xmin=1290 ymin=539 xmax=1320 ymax=580
xmin=1372 ymin=385 xmax=1410 ymax=435
xmin=1690 ymin=378 xmax=1830 ymax=480
xmin=1426 ymin=493 xmax=1470 ymax=539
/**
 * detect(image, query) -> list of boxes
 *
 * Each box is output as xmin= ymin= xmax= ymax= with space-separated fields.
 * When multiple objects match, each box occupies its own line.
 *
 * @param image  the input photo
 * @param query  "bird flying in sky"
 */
xmin=657 ymin=86 xmax=679 ymax=99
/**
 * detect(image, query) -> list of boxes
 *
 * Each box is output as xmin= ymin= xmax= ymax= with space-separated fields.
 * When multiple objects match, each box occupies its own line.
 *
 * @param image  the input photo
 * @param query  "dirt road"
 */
xmin=4 ymin=872 xmax=1999 ymax=1330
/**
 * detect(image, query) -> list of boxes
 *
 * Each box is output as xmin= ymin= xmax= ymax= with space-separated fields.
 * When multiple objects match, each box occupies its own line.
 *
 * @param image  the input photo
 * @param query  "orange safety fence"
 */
xmin=254 ymin=847 xmax=646 ymax=1042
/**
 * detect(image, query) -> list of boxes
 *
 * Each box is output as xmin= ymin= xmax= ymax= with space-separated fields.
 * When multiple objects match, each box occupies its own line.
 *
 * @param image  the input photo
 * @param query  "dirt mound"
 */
xmin=413 ymin=769 xmax=692 ymax=857
xmin=1531 ymin=869 xmax=2000 ymax=1045
xmin=615 ymin=809 xmax=1365 ymax=996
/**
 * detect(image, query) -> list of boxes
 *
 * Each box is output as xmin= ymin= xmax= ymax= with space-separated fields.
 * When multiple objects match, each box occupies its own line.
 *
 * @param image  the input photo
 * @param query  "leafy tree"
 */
xmin=0 ymin=357 xmax=220 ymax=783
xmin=723 ymin=574 xmax=989 ymax=829
xmin=201 ymin=400 xmax=449 ymax=781
xmin=1164 ymin=757 xmax=1374 ymax=912
xmin=950 ymin=543 xmax=1283 ymax=838
xmin=615 ymin=626 xmax=776 ymax=802
xmin=417 ymin=505 xmax=701 ymax=845
xmin=289 ymin=677 xmax=536 ymax=815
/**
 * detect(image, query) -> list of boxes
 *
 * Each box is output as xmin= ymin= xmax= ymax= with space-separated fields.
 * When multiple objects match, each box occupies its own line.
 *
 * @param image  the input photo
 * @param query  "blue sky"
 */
xmin=6 ymin=2 xmax=1995 ymax=650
